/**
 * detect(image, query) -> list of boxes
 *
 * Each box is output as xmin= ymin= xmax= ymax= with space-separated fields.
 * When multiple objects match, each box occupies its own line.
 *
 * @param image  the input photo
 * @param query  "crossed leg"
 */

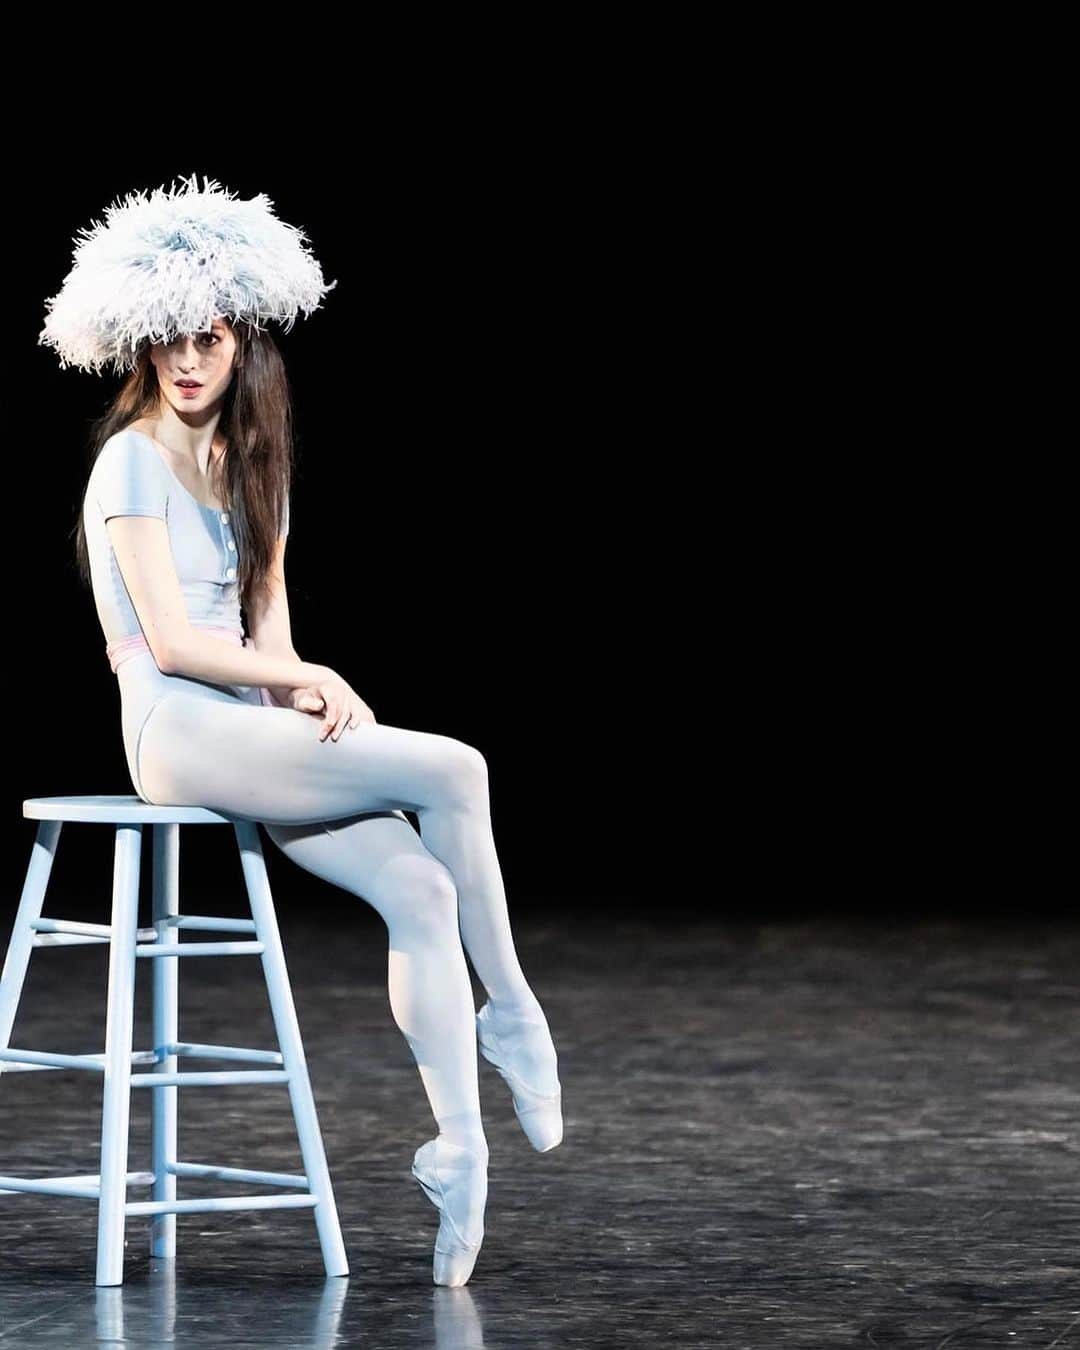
xmin=263 ymin=809 xmax=489 ymax=1149
xmin=136 ymin=692 xmax=546 ymax=1146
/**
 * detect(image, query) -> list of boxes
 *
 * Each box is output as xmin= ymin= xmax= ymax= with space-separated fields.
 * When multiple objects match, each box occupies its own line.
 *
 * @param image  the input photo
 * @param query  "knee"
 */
xmin=376 ymin=858 xmax=459 ymax=935
xmin=443 ymin=740 xmax=488 ymax=807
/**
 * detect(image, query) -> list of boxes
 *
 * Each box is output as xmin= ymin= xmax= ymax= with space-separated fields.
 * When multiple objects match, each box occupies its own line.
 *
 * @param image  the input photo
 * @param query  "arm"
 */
xmin=244 ymin=533 xmax=304 ymax=707
xmin=105 ymin=515 xmax=330 ymax=689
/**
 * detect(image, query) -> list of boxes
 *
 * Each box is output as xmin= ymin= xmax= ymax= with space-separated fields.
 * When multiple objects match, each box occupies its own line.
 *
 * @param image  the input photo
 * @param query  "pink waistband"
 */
xmin=106 ymin=623 xmax=245 ymax=673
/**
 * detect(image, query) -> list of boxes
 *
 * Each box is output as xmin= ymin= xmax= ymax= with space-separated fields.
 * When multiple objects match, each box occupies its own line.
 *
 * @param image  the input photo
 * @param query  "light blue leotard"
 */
xmin=83 ymin=426 xmax=288 ymax=800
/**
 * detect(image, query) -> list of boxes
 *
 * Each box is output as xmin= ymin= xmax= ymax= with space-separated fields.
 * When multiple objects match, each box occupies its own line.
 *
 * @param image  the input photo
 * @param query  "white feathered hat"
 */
xmin=39 ymin=172 xmax=337 ymax=376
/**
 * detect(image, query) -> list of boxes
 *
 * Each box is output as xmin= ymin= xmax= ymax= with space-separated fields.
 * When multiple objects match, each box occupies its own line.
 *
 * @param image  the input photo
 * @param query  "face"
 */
xmin=150 ymin=316 xmax=239 ymax=413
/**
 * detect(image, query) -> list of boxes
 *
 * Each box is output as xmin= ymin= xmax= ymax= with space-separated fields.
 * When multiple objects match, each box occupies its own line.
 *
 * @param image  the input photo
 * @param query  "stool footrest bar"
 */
xmin=126 ymin=1194 xmax=319 ymax=1217
xmin=136 ymin=940 xmax=265 ymax=958
xmin=0 ymin=1048 xmax=158 ymax=1073
xmin=0 ymin=1171 xmax=155 ymax=1199
xmin=169 ymin=1160 xmax=309 ymax=1188
xmin=166 ymin=1041 xmax=284 ymax=1065
xmin=131 ymin=1069 xmax=291 ymax=1087
xmin=29 ymin=918 xmax=158 ymax=942
xmin=32 ymin=933 xmax=108 ymax=947
xmin=161 ymin=915 xmax=258 ymax=933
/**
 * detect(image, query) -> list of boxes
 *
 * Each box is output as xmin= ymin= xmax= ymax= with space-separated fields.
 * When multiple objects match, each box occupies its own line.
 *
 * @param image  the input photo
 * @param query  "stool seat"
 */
xmin=1 ymin=794 xmax=348 ymax=1285
xmin=24 ymin=795 xmax=240 ymax=825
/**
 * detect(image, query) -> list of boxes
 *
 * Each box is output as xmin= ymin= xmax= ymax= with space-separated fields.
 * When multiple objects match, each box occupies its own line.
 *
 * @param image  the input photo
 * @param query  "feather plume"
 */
xmin=39 ymin=172 xmax=337 ymax=376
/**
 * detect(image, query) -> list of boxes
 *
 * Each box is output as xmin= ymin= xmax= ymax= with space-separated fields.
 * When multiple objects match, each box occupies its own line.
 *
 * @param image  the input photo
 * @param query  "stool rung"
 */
xmin=130 ymin=1069 xmax=290 ymax=1087
xmin=169 ymin=1160 xmax=308 ymax=1188
xmin=0 ymin=1170 xmax=155 ymax=1199
xmin=29 ymin=918 xmax=159 ymax=946
xmin=167 ymin=1041 xmax=284 ymax=1065
xmin=161 ymin=915 xmax=258 ymax=933
xmin=136 ymin=940 xmax=265 ymax=958
xmin=0 ymin=1048 xmax=158 ymax=1073
xmin=127 ymin=1193 xmax=319 ymax=1217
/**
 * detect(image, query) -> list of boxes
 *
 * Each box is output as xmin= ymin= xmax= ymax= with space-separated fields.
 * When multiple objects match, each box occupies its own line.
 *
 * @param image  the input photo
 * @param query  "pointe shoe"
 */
xmin=476 ymin=1001 xmax=563 ymax=1152
xmin=411 ymin=1136 xmax=488 ymax=1287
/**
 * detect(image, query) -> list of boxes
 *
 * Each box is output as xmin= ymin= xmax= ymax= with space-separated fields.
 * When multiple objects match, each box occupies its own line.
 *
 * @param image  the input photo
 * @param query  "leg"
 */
xmin=97 ymin=822 xmax=141 ymax=1286
xmin=263 ymin=809 xmax=491 ymax=1285
xmin=137 ymin=694 xmax=540 ymax=1011
xmin=149 ymin=823 xmax=179 ymax=1260
xmin=0 ymin=820 xmax=61 ymax=1059
xmin=261 ymin=809 xmax=488 ymax=1151
xmin=233 ymin=820 xmax=348 ymax=1277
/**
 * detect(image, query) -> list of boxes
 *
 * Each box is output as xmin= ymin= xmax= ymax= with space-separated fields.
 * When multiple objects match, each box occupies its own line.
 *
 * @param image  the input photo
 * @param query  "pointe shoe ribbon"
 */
xmin=411 ymin=1136 xmax=488 ymax=1287
xmin=476 ymin=1002 xmax=564 ymax=1152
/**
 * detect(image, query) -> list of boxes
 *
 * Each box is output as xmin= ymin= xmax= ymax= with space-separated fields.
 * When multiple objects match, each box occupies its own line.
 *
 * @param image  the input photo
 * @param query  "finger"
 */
xmin=330 ymin=704 xmax=353 ymax=741
xmin=319 ymin=700 xmax=340 ymax=741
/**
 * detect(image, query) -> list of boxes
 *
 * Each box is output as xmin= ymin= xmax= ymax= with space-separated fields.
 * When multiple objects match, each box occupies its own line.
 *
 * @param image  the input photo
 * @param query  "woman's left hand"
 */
xmin=265 ymin=681 xmax=376 ymax=737
xmin=292 ymin=682 xmax=377 ymax=739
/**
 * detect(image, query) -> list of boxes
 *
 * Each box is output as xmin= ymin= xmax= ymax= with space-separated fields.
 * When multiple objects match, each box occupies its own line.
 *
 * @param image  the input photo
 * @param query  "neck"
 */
xmin=149 ymin=408 xmax=226 ymax=476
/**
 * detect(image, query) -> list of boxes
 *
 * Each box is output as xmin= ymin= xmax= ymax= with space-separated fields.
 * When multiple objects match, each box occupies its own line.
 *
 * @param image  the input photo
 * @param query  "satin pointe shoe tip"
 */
xmin=476 ymin=1001 xmax=564 ymax=1152
xmin=411 ymin=1136 xmax=488 ymax=1287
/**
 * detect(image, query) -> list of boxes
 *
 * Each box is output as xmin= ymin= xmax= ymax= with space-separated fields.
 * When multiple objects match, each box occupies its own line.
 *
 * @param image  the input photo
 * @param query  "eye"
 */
xmin=164 ymin=332 xmax=220 ymax=349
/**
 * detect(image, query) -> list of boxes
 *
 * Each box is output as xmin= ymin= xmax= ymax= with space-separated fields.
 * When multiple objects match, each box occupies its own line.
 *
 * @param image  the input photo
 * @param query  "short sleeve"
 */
xmin=93 ymin=432 xmax=168 ymax=522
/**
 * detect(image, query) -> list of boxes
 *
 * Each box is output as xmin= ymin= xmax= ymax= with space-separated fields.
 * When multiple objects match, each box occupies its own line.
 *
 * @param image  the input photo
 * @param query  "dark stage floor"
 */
xmin=2 ymin=912 xmax=1080 ymax=1348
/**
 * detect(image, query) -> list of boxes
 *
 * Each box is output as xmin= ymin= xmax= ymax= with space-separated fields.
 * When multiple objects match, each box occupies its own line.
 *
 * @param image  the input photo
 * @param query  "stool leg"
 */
xmin=96 ymin=822 xmax=142 ymax=1287
xmin=233 ymin=821 xmax=349 ymax=1278
xmin=0 ymin=820 xmax=62 ymax=1065
xmin=149 ymin=822 xmax=180 ymax=1260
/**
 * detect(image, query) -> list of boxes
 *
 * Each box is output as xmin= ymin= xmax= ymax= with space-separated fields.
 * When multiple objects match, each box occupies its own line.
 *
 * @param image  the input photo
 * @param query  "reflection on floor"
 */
xmin=2 ymin=912 xmax=1080 ymax=1347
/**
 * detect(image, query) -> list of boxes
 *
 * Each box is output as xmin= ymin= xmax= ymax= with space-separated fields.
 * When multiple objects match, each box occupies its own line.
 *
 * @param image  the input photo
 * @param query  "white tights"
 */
xmin=136 ymin=692 xmax=544 ymax=1152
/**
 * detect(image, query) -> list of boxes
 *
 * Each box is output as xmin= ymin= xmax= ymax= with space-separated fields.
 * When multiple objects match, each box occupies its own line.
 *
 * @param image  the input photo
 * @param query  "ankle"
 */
xmin=487 ymin=990 xmax=545 ymax=1023
xmin=439 ymin=1115 xmax=489 ymax=1159
xmin=441 ymin=1131 xmax=489 ymax=1162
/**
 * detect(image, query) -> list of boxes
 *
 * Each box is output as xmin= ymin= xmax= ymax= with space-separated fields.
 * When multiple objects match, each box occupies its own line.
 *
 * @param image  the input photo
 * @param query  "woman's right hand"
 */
xmin=285 ymin=686 xmax=326 ymax=715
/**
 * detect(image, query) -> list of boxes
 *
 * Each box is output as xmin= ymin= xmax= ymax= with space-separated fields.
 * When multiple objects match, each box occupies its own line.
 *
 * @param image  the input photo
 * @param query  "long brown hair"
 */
xmin=72 ymin=320 xmax=293 ymax=625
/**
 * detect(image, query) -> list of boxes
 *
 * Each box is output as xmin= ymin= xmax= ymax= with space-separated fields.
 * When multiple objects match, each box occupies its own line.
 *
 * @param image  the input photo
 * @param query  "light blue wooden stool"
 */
xmin=0 ymin=795 xmax=348 ymax=1286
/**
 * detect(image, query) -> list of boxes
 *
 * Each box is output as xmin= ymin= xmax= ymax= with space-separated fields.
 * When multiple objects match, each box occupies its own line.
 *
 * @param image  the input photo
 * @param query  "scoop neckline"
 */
xmin=126 ymin=428 xmax=229 ymax=515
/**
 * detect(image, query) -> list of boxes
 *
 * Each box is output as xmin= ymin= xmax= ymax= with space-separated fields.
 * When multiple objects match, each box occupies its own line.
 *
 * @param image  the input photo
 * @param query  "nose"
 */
xmin=176 ymin=337 xmax=200 ymax=369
